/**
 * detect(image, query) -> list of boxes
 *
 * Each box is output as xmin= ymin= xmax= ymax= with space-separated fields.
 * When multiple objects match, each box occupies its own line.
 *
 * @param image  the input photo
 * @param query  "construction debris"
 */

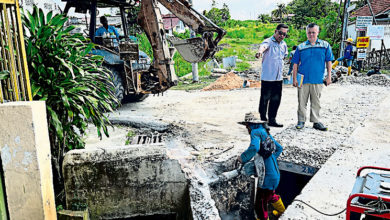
xmin=212 ymin=68 xmax=228 ymax=74
xmin=338 ymin=74 xmax=390 ymax=87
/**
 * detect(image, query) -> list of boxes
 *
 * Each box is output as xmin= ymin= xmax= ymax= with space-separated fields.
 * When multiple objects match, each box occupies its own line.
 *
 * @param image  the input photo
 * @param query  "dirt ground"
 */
xmin=87 ymin=74 xmax=390 ymax=168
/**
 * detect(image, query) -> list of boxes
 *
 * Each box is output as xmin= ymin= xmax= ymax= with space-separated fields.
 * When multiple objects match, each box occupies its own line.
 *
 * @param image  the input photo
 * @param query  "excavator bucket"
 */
xmin=169 ymin=37 xmax=208 ymax=63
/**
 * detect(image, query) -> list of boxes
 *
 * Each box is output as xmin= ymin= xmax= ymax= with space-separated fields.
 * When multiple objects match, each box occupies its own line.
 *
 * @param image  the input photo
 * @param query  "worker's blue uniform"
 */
xmin=240 ymin=123 xmax=283 ymax=190
xmin=336 ymin=44 xmax=353 ymax=67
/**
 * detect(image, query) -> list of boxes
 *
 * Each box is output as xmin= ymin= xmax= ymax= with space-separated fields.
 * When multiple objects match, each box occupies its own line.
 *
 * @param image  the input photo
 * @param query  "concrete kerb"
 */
xmin=281 ymin=94 xmax=390 ymax=219
xmin=108 ymin=115 xmax=171 ymax=132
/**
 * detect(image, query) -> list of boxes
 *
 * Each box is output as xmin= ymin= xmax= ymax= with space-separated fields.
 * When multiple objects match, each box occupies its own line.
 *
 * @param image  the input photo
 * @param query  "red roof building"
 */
xmin=162 ymin=14 xmax=187 ymax=35
xmin=163 ymin=14 xmax=180 ymax=30
xmin=351 ymin=0 xmax=390 ymax=17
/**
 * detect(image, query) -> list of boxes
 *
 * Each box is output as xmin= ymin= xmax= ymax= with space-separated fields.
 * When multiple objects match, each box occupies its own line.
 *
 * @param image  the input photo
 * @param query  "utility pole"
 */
xmin=189 ymin=0 xmax=198 ymax=82
xmin=191 ymin=30 xmax=199 ymax=82
xmin=339 ymin=0 xmax=350 ymax=58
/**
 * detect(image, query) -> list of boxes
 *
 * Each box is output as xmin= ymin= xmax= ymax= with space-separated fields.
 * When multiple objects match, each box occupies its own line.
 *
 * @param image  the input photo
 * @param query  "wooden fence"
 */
xmin=0 ymin=0 xmax=31 ymax=103
xmin=363 ymin=48 xmax=390 ymax=69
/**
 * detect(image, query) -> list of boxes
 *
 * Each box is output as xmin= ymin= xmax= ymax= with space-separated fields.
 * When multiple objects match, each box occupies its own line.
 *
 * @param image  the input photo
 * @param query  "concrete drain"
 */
xmin=130 ymin=134 xmax=163 ymax=145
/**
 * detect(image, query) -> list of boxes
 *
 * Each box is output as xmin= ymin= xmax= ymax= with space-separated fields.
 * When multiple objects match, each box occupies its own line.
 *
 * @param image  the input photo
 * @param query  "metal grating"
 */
xmin=131 ymin=134 xmax=163 ymax=145
xmin=0 ymin=0 xmax=32 ymax=103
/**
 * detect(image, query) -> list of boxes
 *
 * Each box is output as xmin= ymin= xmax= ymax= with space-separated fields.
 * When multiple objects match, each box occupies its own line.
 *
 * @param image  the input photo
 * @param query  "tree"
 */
xmin=203 ymin=2 xmax=231 ymax=25
xmin=287 ymin=0 xmax=338 ymax=28
xmin=258 ymin=14 xmax=271 ymax=23
xmin=272 ymin=3 xmax=287 ymax=22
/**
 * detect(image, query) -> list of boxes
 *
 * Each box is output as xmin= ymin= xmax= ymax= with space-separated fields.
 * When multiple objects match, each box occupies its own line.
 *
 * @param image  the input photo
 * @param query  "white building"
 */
xmin=348 ymin=0 xmax=390 ymax=51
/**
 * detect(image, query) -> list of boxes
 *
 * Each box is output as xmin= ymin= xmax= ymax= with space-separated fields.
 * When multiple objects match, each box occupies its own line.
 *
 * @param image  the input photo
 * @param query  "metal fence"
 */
xmin=0 ymin=0 xmax=31 ymax=103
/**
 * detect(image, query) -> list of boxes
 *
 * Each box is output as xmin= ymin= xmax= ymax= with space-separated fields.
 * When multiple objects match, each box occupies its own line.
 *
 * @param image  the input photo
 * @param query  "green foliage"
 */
xmin=271 ymin=3 xmax=288 ymax=22
xmin=203 ymin=2 xmax=231 ymax=25
xmin=173 ymin=29 xmax=191 ymax=39
xmin=23 ymin=6 xmax=118 ymax=161
xmin=0 ymin=70 xmax=10 ymax=80
xmin=258 ymin=14 xmax=271 ymax=23
xmin=125 ymin=5 xmax=142 ymax=35
xmin=235 ymin=62 xmax=251 ymax=72
xmin=287 ymin=0 xmax=338 ymax=29
xmin=173 ymin=53 xmax=192 ymax=77
xmin=137 ymin=32 xmax=153 ymax=60
xmin=172 ymin=76 xmax=215 ymax=90
xmin=56 ymin=205 xmax=64 ymax=211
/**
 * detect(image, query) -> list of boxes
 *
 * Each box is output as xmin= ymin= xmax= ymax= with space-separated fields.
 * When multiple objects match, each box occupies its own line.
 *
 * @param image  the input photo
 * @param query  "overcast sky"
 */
xmin=190 ymin=0 xmax=293 ymax=20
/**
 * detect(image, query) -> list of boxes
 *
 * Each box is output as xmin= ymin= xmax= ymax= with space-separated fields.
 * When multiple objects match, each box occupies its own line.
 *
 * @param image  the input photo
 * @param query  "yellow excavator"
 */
xmin=63 ymin=0 xmax=226 ymax=102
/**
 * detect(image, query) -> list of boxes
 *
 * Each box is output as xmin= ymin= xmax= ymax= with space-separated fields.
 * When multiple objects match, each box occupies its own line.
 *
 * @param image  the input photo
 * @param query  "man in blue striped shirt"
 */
xmin=292 ymin=23 xmax=334 ymax=131
xmin=255 ymin=24 xmax=289 ymax=127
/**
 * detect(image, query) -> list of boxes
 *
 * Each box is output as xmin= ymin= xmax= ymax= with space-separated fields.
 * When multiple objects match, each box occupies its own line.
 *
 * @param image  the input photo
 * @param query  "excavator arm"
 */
xmin=137 ymin=0 xmax=226 ymax=93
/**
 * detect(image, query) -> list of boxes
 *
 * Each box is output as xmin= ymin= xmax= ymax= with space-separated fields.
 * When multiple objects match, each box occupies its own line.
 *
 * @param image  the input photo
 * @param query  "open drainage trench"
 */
xmin=122 ymin=128 xmax=316 ymax=220
xmin=119 ymin=81 xmax=390 ymax=219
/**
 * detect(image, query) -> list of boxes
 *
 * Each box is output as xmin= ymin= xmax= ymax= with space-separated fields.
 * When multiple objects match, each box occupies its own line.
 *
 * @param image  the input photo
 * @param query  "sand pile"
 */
xmin=202 ymin=72 xmax=244 ymax=91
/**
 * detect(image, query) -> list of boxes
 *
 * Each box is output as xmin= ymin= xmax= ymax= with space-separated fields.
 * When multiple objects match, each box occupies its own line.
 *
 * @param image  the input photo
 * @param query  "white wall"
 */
xmin=348 ymin=23 xmax=390 ymax=52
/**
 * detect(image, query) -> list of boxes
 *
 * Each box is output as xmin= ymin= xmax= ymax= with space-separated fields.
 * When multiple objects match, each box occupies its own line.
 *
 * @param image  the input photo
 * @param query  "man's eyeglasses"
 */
xmin=277 ymin=30 xmax=288 ymax=37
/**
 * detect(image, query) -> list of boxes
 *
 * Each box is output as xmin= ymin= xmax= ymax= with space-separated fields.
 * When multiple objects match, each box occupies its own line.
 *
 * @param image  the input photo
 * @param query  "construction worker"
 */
xmin=332 ymin=38 xmax=354 ymax=75
xmin=236 ymin=112 xmax=285 ymax=220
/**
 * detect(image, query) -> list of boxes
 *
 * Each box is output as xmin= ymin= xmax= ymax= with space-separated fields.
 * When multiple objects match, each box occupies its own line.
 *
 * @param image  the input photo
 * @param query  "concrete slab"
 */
xmin=281 ymin=94 xmax=390 ymax=219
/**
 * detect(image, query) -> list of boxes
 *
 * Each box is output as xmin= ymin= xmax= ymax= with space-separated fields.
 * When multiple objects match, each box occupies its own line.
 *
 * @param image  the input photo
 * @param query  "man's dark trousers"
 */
xmin=258 ymin=80 xmax=283 ymax=121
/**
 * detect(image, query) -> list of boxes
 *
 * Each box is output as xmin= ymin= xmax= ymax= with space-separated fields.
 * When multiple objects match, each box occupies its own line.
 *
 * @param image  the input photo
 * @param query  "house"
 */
xmin=348 ymin=0 xmax=390 ymax=51
xmin=162 ymin=13 xmax=187 ymax=35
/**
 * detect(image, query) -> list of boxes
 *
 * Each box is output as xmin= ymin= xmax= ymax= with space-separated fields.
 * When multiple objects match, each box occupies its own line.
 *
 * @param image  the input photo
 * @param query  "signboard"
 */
xmin=357 ymin=48 xmax=367 ymax=60
xmin=356 ymin=37 xmax=370 ymax=48
xmin=356 ymin=16 xmax=373 ymax=31
xmin=367 ymin=25 xmax=385 ymax=40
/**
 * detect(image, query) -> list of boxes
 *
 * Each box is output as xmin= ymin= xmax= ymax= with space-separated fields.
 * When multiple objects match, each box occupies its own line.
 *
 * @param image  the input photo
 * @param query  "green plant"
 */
xmin=56 ymin=205 xmax=64 ymax=211
xmin=23 ymin=6 xmax=118 ymax=202
xmin=0 ymin=70 xmax=10 ymax=80
xmin=137 ymin=32 xmax=153 ymax=60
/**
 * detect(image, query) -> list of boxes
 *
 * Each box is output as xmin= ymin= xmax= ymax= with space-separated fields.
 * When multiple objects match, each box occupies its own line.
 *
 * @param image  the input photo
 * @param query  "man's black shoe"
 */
xmin=268 ymin=120 xmax=283 ymax=127
xmin=313 ymin=122 xmax=328 ymax=131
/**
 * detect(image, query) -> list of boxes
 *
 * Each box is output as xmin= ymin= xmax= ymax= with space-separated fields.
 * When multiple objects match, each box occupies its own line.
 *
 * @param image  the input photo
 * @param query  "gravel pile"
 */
xmin=339 ymin=74 xmax=390 ymax=87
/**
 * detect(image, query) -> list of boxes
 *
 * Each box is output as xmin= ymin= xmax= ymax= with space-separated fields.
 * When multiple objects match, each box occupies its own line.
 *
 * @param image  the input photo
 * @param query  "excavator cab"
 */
xmin=62 ymin=0 xmax=225 ymax=103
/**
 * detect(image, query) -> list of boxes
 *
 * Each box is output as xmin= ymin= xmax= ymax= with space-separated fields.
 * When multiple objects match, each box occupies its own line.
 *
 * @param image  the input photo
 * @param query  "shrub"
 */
xmin=23 ymin=6 xmax=118 ymax=203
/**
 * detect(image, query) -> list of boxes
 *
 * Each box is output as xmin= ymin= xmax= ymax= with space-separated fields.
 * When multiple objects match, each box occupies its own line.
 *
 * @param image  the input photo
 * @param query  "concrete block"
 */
xmin=0 ymin=101 xmax=56 ymax=220
xmin=63 ymin=145 xmax=190 ymax=219
xmin=57 ymin=209 xmax=89 ymax=220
